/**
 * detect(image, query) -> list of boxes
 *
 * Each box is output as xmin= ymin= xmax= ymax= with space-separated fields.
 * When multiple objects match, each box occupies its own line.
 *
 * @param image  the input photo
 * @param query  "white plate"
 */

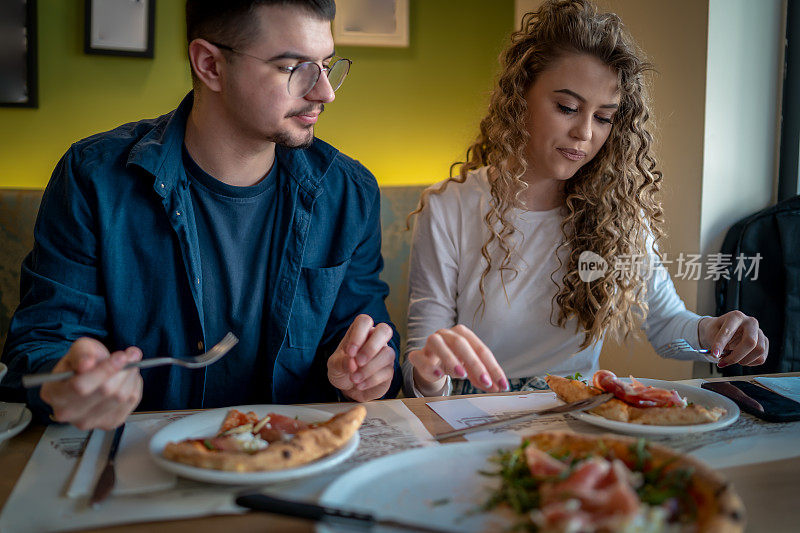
xmin=149 ymin=404 xmax=359 ymax=485
xmin=572 ymin=378 xmax=739 ymax=435
xmin=0 ymin=406 xmax=32 ymax=444
xmin=318 ymin=441 xmax=517 ymax=533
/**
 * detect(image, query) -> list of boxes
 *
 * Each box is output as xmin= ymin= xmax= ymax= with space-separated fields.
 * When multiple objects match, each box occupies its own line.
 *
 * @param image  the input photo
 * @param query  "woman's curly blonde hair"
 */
xmin=409 ymin=0 xmax=664 ymax=349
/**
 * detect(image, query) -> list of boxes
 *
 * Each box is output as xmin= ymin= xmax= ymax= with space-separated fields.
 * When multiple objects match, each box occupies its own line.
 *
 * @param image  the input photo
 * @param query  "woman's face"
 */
xmin=524 ymin=53 xmax=620 ymax=183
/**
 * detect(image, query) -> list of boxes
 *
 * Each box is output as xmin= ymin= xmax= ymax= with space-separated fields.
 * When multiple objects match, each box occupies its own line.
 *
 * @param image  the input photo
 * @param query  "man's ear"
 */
xmin=188 ymin=39 xmax=226 ymax=93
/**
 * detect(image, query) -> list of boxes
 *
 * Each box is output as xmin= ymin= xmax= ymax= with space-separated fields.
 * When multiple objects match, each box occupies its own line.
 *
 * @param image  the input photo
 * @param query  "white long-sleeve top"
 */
xmin=403 ymin=167 xmax=708 ymax=396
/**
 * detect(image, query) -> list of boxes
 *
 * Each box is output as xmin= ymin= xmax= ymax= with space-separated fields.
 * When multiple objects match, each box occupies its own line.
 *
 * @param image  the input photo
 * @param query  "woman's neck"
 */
xmin=515 ymin=168 xmax=565 ymax=211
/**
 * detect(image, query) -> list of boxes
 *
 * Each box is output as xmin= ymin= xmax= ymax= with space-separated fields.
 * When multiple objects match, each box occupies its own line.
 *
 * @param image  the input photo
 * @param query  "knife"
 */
xmin=433 ymin=392 xmax=615 ymax=441
xmin=89 ymin=423 xmax=125 ymax=507
xmin=235 ymin=492 xmax=458 ymax=533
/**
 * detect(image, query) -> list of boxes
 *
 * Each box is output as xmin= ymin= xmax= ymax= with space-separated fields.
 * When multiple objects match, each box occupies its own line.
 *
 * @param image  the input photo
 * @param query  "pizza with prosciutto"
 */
xmin=163 ymin=405 xmax=366 ymax=472
xmin=482 ymin=431 xmax=745 ymax=532
xmin=547 ymin=370 xmax=726 ymax=425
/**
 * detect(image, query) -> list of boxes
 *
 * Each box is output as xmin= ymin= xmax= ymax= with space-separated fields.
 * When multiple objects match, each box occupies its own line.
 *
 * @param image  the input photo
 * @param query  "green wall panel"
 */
xmin=0 ymin=0 xmax=513 ymax=188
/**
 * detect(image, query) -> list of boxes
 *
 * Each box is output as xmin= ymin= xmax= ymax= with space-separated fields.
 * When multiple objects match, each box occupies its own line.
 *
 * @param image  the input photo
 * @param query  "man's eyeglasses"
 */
xmin=210 ymin=42 xmax=352 ymax=98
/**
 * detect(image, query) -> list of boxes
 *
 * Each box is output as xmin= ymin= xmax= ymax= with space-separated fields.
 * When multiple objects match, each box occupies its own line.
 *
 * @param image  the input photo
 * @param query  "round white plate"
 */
xmin=572 ymin=378 xmax=739 ymax=435
xmin=318 ymin=441 xmax=517 ymax=533
xmin=149 ymin=404 xmax=359 ymax=485
xmin=0 ymin=406 xmax=32 ymax=444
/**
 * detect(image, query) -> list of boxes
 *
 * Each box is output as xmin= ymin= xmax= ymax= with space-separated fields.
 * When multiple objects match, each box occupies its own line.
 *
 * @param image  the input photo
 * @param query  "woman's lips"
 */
xmin=557 ymin=148 xmax=586 ymax=161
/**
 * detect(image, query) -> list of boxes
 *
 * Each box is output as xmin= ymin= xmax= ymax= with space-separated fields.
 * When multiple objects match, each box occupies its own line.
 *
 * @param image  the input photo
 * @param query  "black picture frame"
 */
xmin=84 ymin=0 xmax=155 ymax=58
xmin=0 ymin=0 xmax=38 ymax=108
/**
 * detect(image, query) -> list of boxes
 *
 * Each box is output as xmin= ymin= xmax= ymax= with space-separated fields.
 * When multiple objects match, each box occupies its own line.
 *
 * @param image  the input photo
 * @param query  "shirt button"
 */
xmin=197 ymin=341 xmax=204 ymax=351
xmin=175 ymin=211 xmax=181 ymax=217
xmin=160 ymin=183 xmax=165 ymax=189
xmin=195 ymin=277 xmax=200 ymax=284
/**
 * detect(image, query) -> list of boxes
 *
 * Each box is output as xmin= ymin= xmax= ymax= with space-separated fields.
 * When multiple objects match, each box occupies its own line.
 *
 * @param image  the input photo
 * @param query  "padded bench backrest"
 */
xmin=0 ymin=189 xmax=43 ymax=353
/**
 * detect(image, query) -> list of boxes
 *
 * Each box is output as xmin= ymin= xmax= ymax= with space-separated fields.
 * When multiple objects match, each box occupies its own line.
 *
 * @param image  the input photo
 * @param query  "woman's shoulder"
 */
xmin=422 ymin=166 xmax=491 ymax=209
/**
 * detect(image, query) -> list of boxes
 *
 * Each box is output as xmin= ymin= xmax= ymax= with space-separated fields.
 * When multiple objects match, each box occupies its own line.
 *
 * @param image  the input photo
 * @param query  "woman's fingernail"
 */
xmin=498 ymin=378 xmax=509 ymax=391
xmin=713 ymin=349 xmax=721 ymax=357
xmin=481 ymin=373 xmax=492 ymax=387
xmin=454 ymin=365 xmax=467 ymax=379
xmin=433 ymin=369 xmax=443 ymax=378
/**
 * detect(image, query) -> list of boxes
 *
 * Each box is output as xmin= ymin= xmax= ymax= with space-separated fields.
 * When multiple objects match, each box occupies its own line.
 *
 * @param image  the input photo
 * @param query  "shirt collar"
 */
xmin=127 ymin=91 xmax=341 ymax=199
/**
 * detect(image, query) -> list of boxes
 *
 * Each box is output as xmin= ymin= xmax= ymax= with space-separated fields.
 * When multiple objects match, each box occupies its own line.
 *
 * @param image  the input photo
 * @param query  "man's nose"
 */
xmin=305 ymin=71 xmax=336 ymax=103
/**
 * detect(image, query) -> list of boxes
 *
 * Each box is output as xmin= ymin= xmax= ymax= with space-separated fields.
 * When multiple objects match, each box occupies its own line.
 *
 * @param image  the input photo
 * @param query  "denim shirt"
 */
xmin=1 ymin=93 xmax=401 ymax=421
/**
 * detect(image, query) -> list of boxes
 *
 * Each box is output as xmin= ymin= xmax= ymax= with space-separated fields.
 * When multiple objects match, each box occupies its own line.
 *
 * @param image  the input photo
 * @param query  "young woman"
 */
xmin=404 ymin=0 xmax=767 ymax=397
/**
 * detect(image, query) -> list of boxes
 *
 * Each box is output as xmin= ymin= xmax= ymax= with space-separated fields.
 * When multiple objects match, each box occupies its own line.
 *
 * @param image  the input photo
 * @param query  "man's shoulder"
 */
xmin=310 ymin=138 xmax=379 ymax=194
xmin=68 ymin=111 xmax=172 ymax=166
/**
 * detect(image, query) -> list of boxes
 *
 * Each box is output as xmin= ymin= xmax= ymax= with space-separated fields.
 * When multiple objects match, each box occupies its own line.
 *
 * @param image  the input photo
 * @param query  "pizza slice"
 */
xmin=163 ymin=405 xmax=366 ymax=472
xmin=546 ymin=370 xmax=725 ymax=425
xmin=482 ymin=431 xmax=745 ymax=532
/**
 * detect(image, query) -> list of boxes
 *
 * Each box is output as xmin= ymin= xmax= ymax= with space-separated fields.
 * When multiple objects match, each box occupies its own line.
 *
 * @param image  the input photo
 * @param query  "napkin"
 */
xmin=67 ymin=418 xmax=176 ymax=498
xmin=0 ymin=402 xmax=26 ymax=434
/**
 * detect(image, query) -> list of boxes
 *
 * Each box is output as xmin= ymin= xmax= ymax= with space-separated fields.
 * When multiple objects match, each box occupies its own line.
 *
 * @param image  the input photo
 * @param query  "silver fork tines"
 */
xmin=656 ymin=338 xmax=718 ymax=363
xmin=22 ymin=332 xmax=239 ymax=388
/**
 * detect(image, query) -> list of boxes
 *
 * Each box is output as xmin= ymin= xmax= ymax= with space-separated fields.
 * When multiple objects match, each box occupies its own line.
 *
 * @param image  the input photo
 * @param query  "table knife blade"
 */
xmin=235 ymin=492 xmax=457 ymax=533
xmin=89 ymin=423 xmax=125 ymax=507
xmin=433 ymin=392 xmax=614 ymax=441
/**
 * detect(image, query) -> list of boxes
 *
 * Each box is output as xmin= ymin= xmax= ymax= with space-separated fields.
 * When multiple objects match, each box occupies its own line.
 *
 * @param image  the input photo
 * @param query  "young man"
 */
xmin=0 ymin=0 xmax=401 ymax=430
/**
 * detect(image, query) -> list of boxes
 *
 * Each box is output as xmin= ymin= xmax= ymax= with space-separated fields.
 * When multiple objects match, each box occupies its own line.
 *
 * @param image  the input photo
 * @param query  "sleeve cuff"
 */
xmin=402 ymin=359 xmax=451 ymax=397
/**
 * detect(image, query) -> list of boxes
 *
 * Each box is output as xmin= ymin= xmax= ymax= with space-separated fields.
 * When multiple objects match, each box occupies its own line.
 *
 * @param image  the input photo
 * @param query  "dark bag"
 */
xmin=715 ymin=194 xmax=800 ymax=375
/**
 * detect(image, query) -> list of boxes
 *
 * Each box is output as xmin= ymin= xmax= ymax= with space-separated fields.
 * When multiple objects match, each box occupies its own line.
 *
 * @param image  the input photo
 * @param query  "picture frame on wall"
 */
xmin=333 ymin=0 xmax=409 ymax=48
xmin=85 ymin=0 xmax=155 ymax=58
xmin=0 ymin=0 xmax=38 ymax=108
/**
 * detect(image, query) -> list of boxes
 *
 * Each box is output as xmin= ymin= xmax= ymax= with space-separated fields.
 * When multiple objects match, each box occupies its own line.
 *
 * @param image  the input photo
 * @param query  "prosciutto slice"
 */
xmin=530 ymin=455 xmax=641 ymax=531
xmin=593 ymin=370 xmax=687 ymax=408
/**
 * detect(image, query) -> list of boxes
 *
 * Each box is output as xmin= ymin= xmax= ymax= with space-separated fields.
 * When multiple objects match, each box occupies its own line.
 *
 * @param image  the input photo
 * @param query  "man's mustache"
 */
xmin=285 ymin=104 xmax=325 ymax=118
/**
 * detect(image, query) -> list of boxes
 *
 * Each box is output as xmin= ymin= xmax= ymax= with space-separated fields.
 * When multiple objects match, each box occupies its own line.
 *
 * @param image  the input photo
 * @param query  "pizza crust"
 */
xmin=163 ymin=405 xmax=366 ymax=472
xmin=546 ymin=375 xmax=725 ymax=426
xmin=522 ymin=431 xmax=745 ymax=532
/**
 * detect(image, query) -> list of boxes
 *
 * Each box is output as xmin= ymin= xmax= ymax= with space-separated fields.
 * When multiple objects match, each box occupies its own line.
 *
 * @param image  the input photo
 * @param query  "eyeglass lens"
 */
xmin=288 ymin=59 xmax=351 ymax=97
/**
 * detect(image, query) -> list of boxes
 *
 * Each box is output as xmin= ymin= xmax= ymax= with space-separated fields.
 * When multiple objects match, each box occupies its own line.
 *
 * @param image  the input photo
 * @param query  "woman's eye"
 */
xmin=558 ymin=104 xmax=578 ymax=114
xmin=594 ymin=115 xmax=614 ymax=125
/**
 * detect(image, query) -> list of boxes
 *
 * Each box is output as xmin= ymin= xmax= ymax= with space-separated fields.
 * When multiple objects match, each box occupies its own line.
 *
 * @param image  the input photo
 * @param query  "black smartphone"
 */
xmin=701 ymin=380 xmax=800 ymax=422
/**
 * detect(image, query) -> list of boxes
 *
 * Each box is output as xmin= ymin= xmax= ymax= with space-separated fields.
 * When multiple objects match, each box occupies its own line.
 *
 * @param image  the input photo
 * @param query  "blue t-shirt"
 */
xmin=183 ymin=147 xmax=281 ymax=406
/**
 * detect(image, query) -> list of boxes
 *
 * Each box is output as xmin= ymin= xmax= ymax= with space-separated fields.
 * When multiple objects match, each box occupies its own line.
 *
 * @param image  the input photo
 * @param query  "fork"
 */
xmin=656 ymin=338 xmax=720 ymax=363
xmin=22 ymin=332 xmax=239 ymax=388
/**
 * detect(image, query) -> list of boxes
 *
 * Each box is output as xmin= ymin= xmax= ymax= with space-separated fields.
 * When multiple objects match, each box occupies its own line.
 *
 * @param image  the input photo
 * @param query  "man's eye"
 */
xmin=558 ymin=104 xmax=578 ymax=114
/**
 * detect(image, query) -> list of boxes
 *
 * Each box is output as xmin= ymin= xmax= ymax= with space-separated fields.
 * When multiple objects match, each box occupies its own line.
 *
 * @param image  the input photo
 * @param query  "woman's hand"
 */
xmin=408 ymin=325 xmax=508 ymax=393
xmin=698 ymin=311 xmax=768 ymax=368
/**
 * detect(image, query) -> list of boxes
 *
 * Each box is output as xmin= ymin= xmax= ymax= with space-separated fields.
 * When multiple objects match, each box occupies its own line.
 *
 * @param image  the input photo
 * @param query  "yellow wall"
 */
xmin=0 ymin=0 xmax=513 ymax=189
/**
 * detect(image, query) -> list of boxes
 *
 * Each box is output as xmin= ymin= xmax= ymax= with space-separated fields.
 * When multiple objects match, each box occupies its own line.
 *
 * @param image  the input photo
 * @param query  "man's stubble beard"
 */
xmin=271 ymin=104 xmax=323 ymax=149
xmin=268 ymin=126 xmax=314 ymax=149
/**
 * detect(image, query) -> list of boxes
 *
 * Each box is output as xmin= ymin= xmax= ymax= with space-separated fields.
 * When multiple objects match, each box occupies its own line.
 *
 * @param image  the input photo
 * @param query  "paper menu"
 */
xmin=427 ymin=391 xmax=576 ymax=441
xmin=754 ymin=376 xmax=800 ymax=404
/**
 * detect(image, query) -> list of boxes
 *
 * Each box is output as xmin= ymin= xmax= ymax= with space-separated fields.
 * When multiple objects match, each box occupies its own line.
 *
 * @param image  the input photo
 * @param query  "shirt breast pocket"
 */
xmin=287 ymin=259 xmax=351 ymax=349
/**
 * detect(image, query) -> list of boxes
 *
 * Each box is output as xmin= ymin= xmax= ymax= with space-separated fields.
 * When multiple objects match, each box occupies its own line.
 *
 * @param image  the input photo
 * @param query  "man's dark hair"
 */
xmin=186 ymin=0 xmax=336 ymax=49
